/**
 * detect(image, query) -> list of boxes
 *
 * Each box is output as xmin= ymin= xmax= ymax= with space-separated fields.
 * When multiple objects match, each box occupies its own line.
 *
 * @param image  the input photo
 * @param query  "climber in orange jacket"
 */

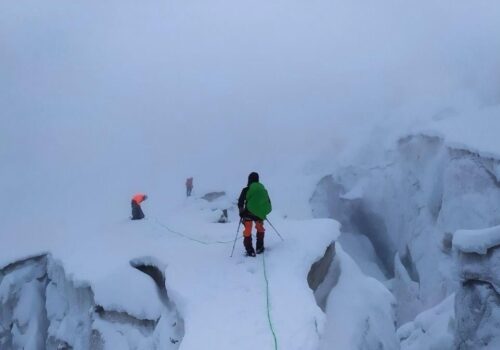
xmin=131 ymin=193 xmax=147 ymax=220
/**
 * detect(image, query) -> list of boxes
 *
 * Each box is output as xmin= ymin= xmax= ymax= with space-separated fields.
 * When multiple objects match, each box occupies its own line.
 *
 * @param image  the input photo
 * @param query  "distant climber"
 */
xmin=218 ymin=209 xmax=229 ymax=223
xmin=238 ymin=172 xmax=272 ymax=256
xmin=131 ymin=193 xmax=147 ymax=220
xmin=186 ymin=177 xmax=194 ymax=197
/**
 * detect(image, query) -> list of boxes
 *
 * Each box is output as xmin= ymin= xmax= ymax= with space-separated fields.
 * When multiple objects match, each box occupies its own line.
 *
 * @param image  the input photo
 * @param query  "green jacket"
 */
xmin=246 ymin=182 xmax=272 ymax=220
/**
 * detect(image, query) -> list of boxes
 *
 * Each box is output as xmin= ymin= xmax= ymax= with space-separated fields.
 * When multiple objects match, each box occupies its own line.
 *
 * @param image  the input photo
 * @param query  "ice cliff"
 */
xmin=0 ymin=254 xmax=183 ymax=350
xmin=453 ymin=225 xmax=500 ymax=349
xmin=311 ymin=133 xmax=500 ymax=348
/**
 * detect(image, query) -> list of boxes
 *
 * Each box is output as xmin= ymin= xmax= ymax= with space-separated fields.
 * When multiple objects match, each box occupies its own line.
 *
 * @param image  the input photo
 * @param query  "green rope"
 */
xmin=154 ymin=217 xmax=278 ymax=349
xmin=262 ymin=252 xmax=278 ymax=350
xmin=153 ymin=218 xmax=239 ymax=245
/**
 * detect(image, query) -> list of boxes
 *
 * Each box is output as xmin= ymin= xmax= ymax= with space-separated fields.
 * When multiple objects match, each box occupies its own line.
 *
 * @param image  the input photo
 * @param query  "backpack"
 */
xmin=246 ymin=182 xmax=272 ymax=220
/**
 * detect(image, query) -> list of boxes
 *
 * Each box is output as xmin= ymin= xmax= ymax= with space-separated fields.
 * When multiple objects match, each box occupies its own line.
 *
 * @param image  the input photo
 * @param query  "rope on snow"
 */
xmin=262 ymin=252 xmax=279 ymax=350
xmin=152 ymin=217 xmax=239 ymax=245
xmin=151 ymin=217 xmax=280 ymax=349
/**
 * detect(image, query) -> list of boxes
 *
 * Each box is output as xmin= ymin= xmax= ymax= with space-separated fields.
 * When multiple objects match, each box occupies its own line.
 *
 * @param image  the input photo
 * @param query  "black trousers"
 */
xmin=131 ymin=200 xmax=145 ymax=220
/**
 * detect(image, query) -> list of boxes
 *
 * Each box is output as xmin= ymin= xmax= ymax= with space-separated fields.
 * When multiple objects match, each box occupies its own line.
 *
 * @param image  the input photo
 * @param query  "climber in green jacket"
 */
xmin=237 ymin=172 xmax=272 ymax=257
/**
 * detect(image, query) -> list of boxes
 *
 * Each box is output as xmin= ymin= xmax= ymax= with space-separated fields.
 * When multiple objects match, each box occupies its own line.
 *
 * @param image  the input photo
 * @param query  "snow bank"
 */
xmin=393 ymin=253 xmax=423 ymax=325
xmin=453 ymin=225 xmax=500 ymax=254
xmin=398 ymin=294 xmax=455 ymax=350
xmin=319 ymin=245 xmax=399 ymax=350
xmin=0 ymin=253 xmax=183 ymax=350
xmin=416 ymin=105 xmax=500 ymax=161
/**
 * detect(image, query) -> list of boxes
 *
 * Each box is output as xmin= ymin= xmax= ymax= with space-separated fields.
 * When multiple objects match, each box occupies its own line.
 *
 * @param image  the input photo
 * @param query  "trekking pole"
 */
xmin=230 ymin=219 xmax=242 ymax=257
xmin=266 ymin=219 xmax=284 ymax=241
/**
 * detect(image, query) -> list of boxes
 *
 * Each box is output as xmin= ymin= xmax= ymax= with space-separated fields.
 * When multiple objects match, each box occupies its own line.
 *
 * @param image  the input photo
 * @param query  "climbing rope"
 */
xmin=152 ymin=217 xmax=279 ymax=349
xmin=262 ymin=252 xmax=279 ymax=350
xmin=152 ymin=218 xmax=240 ymax=245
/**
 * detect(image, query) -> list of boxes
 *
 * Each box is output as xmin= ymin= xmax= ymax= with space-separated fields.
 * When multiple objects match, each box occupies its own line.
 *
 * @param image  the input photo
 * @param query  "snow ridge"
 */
xmin=453 ymin=225 xmax=500 ymax=254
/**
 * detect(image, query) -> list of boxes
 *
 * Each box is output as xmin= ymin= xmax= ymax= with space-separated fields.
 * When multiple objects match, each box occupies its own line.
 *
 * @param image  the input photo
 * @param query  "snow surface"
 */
xmin=416 ymin=105 xmax=500 ymax=160
xmin=1 ymin=196 xmax=339 ymax=349
xmin=398 ymin=294 xmax=455 ymax=350
xmin=453 ymin=225 xmax=500 ymax=254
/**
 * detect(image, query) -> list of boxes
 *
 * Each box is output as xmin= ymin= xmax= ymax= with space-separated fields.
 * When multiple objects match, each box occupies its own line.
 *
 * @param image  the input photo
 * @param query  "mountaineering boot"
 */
xmin=256 ymin=232 xmax=265 ymax=254
xmin=246 ymin=250 xmax=256 ymax=257
xmin=244 ymin=236 xmax=256 ymax=257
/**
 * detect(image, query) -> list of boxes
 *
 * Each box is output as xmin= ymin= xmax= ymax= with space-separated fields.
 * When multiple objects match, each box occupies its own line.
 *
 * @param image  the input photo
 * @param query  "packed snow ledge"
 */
xmin=453 ymin=225 xmax=500 ymax=255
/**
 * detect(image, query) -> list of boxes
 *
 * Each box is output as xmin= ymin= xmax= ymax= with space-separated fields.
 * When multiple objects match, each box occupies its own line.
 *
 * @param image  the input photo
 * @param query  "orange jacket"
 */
xmin=132 ymin=193 xmax=147 ymax=204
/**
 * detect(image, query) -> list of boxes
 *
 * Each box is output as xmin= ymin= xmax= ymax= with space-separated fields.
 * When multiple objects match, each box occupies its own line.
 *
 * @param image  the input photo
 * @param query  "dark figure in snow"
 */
xmin=131 ymin=193 xmax=147 ymax=220
xmin=186 ymin=177 xmax=193 ymax=197
xmin=218 ymin=209 xmax=229 ymax=223
xmin=238 ymin=172 xmax=272 ymax=256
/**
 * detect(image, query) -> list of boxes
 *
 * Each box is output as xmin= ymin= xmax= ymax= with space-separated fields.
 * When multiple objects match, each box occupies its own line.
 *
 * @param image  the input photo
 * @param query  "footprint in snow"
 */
xmin=246 ymin=265 xmax=257 ymax=274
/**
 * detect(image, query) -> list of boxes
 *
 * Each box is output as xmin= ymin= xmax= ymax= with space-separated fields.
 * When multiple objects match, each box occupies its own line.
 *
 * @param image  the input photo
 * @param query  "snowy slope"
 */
xmin=319 ymin=245 xmax=399 ymax=350
xmin=0 ymin=196 xmax=339 ymax=349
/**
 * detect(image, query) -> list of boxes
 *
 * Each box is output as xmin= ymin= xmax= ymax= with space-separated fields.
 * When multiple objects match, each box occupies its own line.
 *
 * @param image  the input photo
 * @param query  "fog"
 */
xmin=1 ymin=0 xmax=499 ymax=231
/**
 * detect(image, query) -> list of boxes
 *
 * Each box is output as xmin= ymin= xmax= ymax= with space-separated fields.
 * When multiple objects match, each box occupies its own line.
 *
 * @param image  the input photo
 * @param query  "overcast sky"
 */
xmin=1 ymin=0 xmax=499 ymax=229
